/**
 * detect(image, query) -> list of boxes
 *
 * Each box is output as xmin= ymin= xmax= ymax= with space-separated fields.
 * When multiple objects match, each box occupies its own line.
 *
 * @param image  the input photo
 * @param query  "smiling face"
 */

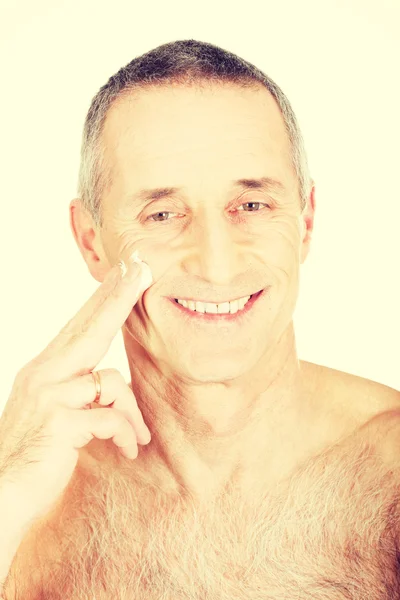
xmin=98 ymin=83 xmax=313 ymax=383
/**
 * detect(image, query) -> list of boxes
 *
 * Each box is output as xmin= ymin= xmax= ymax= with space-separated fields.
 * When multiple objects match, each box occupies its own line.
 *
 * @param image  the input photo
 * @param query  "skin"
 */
xmin=5 ymin=82 xmax=400 ymax=600
xmin=69 ymin=82 xmax=321 ymax=504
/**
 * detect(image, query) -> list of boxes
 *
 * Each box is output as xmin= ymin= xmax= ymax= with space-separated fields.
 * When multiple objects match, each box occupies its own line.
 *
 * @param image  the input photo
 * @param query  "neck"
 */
xmin=122 ymin=323 xmax=319 ymax=502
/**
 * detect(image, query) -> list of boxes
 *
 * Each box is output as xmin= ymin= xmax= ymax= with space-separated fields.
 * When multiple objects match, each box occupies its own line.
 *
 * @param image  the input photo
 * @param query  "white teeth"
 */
xmin=229 ymin=300 xmax=239 ymax=314
xmin=217 ymin=301 xmax=230 ymax=314
xmin=195 ymin=301 xmax=205 ymax=313
xmin=176 ymin=295 xmax=251 ymax=314
xmin=238 ymin=297 xmax=248 ymax=310
xmin=205 ymin=303 xmax=218 ymax=314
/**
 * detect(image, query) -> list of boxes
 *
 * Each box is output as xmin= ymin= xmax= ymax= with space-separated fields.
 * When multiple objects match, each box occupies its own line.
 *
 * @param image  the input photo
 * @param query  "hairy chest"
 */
xmin=7 ymin=433 xmax=400 ymax=600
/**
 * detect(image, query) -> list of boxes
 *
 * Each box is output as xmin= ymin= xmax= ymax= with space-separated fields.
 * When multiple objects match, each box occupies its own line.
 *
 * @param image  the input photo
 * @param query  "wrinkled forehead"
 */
xmin=101 ymin=84 xmax=295 ymax=198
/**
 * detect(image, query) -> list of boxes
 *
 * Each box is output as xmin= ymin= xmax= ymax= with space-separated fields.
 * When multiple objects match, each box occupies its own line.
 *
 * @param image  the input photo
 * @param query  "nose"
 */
xmin=182 ymin=212 xmax=248 ymax=286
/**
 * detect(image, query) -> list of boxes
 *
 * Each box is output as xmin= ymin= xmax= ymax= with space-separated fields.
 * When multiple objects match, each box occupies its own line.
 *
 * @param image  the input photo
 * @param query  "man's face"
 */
xmin=99 ymin=83 xmax=310 ymax=382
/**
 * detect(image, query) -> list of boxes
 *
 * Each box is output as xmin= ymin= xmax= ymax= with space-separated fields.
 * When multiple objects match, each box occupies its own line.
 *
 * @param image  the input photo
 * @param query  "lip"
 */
xmin=168 ymin=288 xmax=267 ymax=322
xmin=171 ymin=293 xmax=254 ymax=304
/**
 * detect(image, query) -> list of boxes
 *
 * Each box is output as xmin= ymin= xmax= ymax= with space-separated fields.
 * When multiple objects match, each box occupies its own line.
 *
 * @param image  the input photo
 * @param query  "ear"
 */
xmin=300 ymin=181 xmax=316 ymax=264
xmin=69 ymin=198 xmax=111 ymax=283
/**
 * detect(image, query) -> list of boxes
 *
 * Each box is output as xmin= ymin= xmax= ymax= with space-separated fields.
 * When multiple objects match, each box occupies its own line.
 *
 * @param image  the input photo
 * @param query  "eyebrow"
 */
xmin=126 ymin=177 xmax=286 ymax=207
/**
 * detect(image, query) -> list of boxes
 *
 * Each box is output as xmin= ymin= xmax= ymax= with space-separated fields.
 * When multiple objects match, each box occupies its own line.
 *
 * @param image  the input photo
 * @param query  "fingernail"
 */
xmin=129 ymin=250 xmax=153 ymax=294
xmin=116 ymin=257 xmax=141 ymax=283
xmin=117 ymin=259 xmax=128 ymax=278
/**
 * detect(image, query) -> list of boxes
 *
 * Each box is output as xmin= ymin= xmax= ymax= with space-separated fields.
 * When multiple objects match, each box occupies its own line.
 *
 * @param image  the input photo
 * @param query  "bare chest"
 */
xmin=6 ymin=432 xmax=400 ymax=600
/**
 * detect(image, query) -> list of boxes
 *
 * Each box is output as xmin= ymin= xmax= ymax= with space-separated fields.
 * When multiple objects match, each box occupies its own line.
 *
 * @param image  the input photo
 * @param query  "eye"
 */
xmin=146 ymin=201 xmax=270 ymax=223
xmin=237 ymin=201 xmax=270 ymax=212
xmin=147 ymin=211 xmax=178 ymax=222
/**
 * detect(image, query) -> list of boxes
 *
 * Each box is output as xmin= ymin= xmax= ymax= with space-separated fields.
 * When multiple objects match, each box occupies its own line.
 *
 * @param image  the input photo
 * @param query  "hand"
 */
xmin=0 ymin=253 xmax=153 ymax=536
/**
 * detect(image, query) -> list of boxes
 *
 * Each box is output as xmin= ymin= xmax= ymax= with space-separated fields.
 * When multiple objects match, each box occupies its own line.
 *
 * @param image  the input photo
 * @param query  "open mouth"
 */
xmin=171 ymin=288 xmax=265 ymax=319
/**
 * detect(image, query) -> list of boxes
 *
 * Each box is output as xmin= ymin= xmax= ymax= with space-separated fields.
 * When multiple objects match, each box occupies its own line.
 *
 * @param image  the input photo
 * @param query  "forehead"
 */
xmin=101 ymin=84 xmax=294 ymax=199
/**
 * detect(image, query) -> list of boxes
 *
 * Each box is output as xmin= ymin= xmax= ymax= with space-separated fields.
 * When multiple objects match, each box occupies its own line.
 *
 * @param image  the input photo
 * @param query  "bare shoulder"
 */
xmin=299 ymin=359 xmax=400 ymax=464
xmin=363 ymin=405 xmax=400 ymax=469
xmin=301 ymin=359 xmax=400 ymax=422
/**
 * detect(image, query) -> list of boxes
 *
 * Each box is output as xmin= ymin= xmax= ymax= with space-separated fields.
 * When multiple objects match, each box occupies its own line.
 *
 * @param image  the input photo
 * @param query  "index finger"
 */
xmin=34 ymin=253 xmax=153 ymax=382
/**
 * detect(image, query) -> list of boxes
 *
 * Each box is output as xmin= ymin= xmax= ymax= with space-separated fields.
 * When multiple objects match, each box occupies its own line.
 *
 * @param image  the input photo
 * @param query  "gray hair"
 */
xmin=77 ymin=39 xmax=312 ymax=228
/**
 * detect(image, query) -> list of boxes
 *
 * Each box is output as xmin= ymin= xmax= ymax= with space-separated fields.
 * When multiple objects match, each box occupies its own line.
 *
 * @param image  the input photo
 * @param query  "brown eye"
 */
xmin=238 ymin=202 xmax=269 ymax=212
xmin=148 ymin=211 xmax=173 ymax=222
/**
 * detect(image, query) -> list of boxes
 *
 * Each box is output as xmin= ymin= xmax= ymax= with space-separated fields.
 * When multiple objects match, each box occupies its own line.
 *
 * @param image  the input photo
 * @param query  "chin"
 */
xmin=179 ymin=355 xmax=255 ymax=384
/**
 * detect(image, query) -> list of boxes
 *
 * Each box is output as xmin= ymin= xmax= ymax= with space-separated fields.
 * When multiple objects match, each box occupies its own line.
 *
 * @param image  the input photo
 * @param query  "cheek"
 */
xmin=261 ymin=224 xmax=300 ymax=263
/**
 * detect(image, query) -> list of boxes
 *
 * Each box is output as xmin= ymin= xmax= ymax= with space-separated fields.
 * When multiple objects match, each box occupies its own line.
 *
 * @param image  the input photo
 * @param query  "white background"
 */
xmin=0 ymin=0 xmax=399 ymax=414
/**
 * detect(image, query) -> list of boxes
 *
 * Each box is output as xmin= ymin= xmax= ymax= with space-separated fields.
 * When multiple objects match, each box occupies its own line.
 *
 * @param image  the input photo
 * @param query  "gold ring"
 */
xmin=91 ymin=370 xmax=102 ymax=404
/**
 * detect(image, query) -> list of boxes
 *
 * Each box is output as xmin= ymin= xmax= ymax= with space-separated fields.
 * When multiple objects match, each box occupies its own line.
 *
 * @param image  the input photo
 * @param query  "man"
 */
xmin=3 ymin=39 xmax=400 ymax=599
